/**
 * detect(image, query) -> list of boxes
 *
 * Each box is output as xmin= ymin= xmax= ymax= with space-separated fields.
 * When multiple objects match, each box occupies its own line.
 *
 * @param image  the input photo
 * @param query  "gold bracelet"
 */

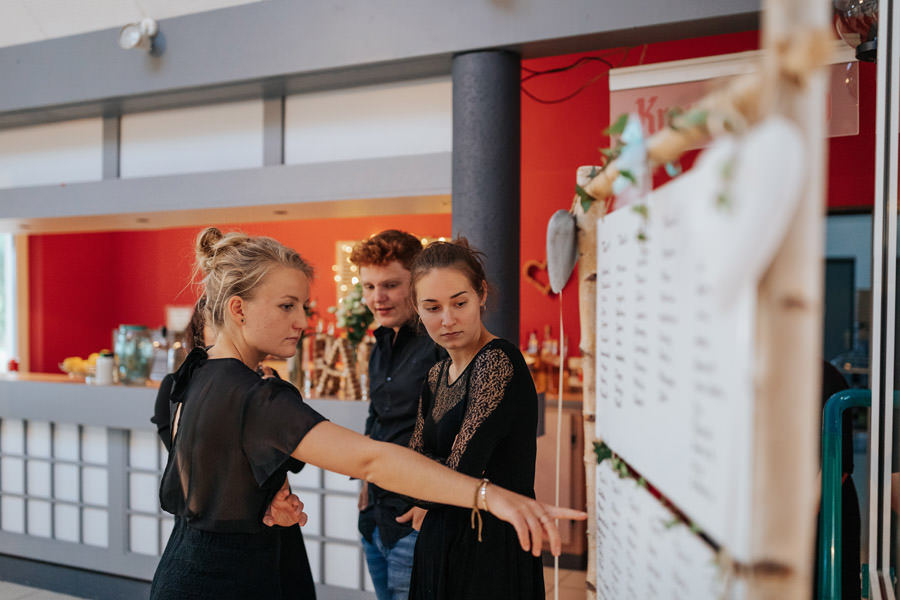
xmin=478 ymin=478 xmax=490 ymax=512
xmin=470 ymin=478 xmax=490 ymax=543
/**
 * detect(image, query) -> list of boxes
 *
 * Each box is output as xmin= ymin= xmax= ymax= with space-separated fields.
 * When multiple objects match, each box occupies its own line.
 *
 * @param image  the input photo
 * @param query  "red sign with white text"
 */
xmin=610 ymin=62 xmax=859 ymax=139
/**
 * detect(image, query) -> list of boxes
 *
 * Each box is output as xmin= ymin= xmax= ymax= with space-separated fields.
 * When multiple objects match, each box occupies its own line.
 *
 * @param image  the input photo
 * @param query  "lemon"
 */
xmin=62 ymin=356 xmax=84 ymax=373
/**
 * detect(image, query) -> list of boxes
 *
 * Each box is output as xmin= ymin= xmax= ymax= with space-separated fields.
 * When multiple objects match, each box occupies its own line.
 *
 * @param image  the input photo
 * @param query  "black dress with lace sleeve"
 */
xmin=408 ymin=338 xmax=544 ymax=600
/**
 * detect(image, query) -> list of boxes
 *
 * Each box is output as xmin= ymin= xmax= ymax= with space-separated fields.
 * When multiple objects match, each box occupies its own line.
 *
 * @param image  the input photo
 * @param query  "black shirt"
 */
xmin=359 ymin=323 xmax=444 ymax=548
xmin=158 ymin=348 xmax=327 ymax=533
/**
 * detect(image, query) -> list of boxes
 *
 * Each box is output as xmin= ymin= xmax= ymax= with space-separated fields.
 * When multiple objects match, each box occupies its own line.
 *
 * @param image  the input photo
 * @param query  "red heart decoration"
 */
xmin=522 ymin=259 xmax=554 ymax=296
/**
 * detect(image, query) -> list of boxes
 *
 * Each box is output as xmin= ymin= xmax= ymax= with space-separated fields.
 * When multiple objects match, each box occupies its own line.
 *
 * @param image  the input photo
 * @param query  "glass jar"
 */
xmin=114 ymin=325 xmax=155 ymax=385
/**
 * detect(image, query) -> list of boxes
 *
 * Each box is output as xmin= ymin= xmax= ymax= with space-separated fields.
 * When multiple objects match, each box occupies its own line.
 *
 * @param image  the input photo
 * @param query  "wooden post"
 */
xmin=572 ymin=170 xmax=607 ymax=598
xmin=747 ymin=0 xmax=828 ymax=596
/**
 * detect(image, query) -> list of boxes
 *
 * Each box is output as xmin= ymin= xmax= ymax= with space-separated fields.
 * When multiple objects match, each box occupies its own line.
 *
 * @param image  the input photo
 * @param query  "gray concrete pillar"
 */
xmin=451 ymin=50 xmax=521 ymax=343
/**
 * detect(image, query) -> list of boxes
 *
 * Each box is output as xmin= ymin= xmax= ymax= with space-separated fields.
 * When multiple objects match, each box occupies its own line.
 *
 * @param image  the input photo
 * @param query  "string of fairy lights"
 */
xmin=332 ymin=236 xmax=447 ymax=305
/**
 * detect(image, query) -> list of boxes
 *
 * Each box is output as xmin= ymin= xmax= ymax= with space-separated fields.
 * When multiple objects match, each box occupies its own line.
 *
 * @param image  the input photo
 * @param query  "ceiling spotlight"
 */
xmin=118 ymin=18 xmax=159 ymax=52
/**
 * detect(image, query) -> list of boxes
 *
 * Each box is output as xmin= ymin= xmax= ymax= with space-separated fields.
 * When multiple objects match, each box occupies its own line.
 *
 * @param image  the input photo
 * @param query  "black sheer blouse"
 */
xmin=158 ymin=348 xmax=326 ymax=533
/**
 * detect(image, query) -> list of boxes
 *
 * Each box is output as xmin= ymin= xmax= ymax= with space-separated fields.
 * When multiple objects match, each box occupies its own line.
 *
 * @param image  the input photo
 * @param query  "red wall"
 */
xmin=828 ymin=60 xmax=876 ymax=210
xmin=28 ymin=30 xmax=877 ymax=372
xmin=28 ymin=215 xmax=450 ymax=372
xmin=518 ymin=31 xmax=764 ymax=355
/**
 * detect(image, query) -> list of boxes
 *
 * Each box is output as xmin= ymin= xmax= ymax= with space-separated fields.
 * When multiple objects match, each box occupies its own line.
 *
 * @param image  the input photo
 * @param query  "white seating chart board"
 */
xmin=594 ymin=461 xmax=740 ymax=599
xmin=594 ymin=188 xmax=756 ymax=560
xmin=591 ymin=116 xmax=811 ymax=568
xmin=591 ymin=115 xmax=806 ymax=595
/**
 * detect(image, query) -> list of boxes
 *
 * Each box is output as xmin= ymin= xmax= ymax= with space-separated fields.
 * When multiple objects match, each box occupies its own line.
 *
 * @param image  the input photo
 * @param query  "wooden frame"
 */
xmin=575 ymin=0 xmax=829 ymax=595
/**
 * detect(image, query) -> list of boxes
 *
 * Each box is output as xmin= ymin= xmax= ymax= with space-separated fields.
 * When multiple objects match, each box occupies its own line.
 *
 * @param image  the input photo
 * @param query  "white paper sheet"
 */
xmin=595 ymin=461 xmax=737 ymax=599
xmin=594 ymin=117 xmax=804 ymax=561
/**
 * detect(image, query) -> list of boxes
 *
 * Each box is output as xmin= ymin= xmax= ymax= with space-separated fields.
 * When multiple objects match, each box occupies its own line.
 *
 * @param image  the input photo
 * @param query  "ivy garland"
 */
xmin=577 ymin=107 xmax=734 ymax=243
xmin=592 ymin=440 xmax=704 ymax=536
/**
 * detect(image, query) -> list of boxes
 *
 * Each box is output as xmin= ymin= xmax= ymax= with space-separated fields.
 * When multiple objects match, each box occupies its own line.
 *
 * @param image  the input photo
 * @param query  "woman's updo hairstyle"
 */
xmin=409 ymin=237 xmax=489 ymax=309
xmin=194 ymin=227 xmax=314 ymax=328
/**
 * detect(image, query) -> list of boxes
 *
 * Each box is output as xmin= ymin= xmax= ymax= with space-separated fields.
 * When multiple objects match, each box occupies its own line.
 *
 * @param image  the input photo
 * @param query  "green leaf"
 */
xmin=666 ymin=106 xmax=684 ymax=121
xmin=594 ymin=441 xmax=613 ymax=464
xmin=604 ymin=113 xmax=629 ymax=136
xmin=721 ymin=157 xmax=735 ymax=180
xmin=665 ymin=107 xmax=684 ymax=131
xmin=576 ymin=183 xmax=595 ymax=212
xmin=682 ymin=109 xmax=708 ymax=128
xmin=637 ymin=231 xmax=648 ymax=242
xmin=618 ymin=169 xmax=637 ymax=184
xmin=663 ymin=517 xmax=680 ymax=529
xmin=631 ymin=204 xmax=649 ymax=219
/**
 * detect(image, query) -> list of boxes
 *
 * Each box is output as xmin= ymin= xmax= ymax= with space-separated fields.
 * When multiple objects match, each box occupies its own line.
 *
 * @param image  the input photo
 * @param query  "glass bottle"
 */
xmin=114 ymin=325 xmax=155 ymax=385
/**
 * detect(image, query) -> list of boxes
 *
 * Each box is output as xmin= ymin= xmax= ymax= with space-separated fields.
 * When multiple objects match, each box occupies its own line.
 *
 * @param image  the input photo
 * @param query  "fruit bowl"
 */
xmin=59 ymin=361 xmax=96 ymax=379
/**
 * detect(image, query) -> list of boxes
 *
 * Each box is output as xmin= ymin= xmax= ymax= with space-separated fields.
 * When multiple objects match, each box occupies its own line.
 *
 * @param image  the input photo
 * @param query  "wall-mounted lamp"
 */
xmin=118 ymin=17 xmax=159 ymax=52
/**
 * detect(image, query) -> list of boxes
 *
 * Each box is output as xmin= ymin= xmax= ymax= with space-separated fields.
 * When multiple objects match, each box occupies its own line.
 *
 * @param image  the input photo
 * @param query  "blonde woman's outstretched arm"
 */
xmin=292 ymin=421 xmax=585 ymax=556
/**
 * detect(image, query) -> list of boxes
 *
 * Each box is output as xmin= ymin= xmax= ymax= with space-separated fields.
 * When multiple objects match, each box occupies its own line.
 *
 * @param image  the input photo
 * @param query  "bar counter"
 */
xmin=0 ymin=374 xmax=374 ymax=599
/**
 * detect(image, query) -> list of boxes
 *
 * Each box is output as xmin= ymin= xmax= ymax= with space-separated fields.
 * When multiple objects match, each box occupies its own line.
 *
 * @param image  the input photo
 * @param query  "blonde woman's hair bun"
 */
xmin=196 ymin=227 xmax=223 ymax=273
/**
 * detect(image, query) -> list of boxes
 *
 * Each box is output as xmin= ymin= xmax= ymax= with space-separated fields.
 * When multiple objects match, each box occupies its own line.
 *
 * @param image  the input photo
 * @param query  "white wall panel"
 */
xmin=306 ymin=541 xmax=321 ymax=583
xmin=159 ymin=515 xmax=174 ymax=551
xmin=26 ymin=460 xmax=50 ymax=496
xmin=290 ymin=465 xmax=321 ymax=489
xmin=130 ymin=515 xmax=158 ymax=555
xmin=302 ymin=491 xmax=322 ymax=536
xmin=284 ymin=78 xmax=451 ymax=165
xmin=0 ymin=457 xmax=23 ymax=493
xmin=82 ymin=467 xmax=108 ymax=506
xmin=323 ymin=495 xmax=359 ymax=541
xmin=27 ymin=421 xmax=51 ymax=457
xmin=129 ymin=431 xmax=159 ymax=470
xmin=0 ymin=119 xmax=102 ymax=189
xmin=1 ymin=418 xmax=24 ymax=453
xmin=54 ymin=504 xmax=80 ymax=542
xmin=27 ymin=499 xmax=51 ymax=537
xmin=129 ymin=473 xmax=159 ymax=513
xmin=1 ymin=497 xmax=24 ymax=533
xmin=324 ymin=543 xmax=360 ymax=588
xmin=81 ymin=427 xmax=108 ymax=465
xmin=54 ymin=464 xmax=79 ymax=502
xmin=53 ymin=424 xmax=79 ymax=461
xmin=120 ymin=100 xmax=264 ymax=178
xmin=82 ymin=507 xmax=108 ymax=547
xmin=324 ymin=470 xmax=359 ymax=493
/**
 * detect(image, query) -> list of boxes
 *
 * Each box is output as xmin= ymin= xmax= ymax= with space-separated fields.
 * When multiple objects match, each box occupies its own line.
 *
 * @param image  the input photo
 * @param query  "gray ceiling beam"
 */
xmin=0 ymin=0 xmax=759 ymax=129
xmin=0 ymin=153 xmax=451 ymax=233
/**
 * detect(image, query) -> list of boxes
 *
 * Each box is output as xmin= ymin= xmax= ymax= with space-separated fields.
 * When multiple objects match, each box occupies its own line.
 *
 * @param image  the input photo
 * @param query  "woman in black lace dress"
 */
xmin=407 ymin=239 xmax=548 ymax=600
xmin=149 ymin=228 xmax=582 ymax=600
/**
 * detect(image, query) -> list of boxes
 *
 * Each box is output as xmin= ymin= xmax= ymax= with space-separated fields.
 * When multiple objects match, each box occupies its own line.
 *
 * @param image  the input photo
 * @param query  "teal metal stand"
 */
xmin=819 ymin=389 xmax=870 ymax=599
xmin=819 ymin=389 xmax=899 ymax=599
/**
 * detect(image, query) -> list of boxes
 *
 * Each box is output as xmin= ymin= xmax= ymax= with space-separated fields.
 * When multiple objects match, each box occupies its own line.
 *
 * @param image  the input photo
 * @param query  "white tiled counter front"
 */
xmin=0 ymin=374 xmax=374 ymax=596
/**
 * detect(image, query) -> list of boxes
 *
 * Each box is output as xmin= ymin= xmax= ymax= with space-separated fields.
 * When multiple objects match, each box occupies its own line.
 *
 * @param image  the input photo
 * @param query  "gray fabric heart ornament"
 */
xmin=546 ymin=209 xmax=578 ymax=293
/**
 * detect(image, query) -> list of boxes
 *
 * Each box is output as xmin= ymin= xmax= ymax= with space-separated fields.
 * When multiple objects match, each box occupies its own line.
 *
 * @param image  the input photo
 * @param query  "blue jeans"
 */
xmin=361 ymin=527 xmax=418 ymax=600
